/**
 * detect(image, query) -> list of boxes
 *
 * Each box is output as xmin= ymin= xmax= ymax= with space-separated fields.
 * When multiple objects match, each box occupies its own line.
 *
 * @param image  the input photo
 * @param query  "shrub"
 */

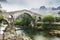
xmin=56 ymin=17 xmax=60 ymax=22
xmin=42 ymin=14 xmax=56 ymax=30
xmin=42 ymin=23 xmax=54 ymax=30
xmin=0 ymin=15 xmax=4 ymax=23
xmin=0 ymin=15 xmax=4 ymax=20
xmin=42 ymin=14 xmax=56 ymax=23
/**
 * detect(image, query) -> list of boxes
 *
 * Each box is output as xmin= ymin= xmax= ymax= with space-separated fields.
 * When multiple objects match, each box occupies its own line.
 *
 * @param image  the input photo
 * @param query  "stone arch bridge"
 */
xmin=0 ymin=10 xmax=41 ymax=23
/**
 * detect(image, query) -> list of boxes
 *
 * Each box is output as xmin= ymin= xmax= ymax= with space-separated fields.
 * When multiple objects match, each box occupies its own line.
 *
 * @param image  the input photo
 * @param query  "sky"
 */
xmin=0 ymin=0 xmax=60 ymax=12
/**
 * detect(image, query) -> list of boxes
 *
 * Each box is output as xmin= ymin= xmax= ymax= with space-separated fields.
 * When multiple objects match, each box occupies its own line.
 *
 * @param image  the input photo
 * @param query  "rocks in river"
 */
xmin=0 ymin=24 xmax=32 ymax=40
xmin=3 ymin=32 xmax=32 ymax=40
xmin=49 ymin=30 xmax=60 ymax=37
xmin=3 ymin=26 xmax=32 ymax=40
xmin=3 ymin=31 xmax=16 ymax=40
xmin=16 ymin=33 xmax=32 ymax=40
xmin=0 ymin=34 xmax=3 ymax=40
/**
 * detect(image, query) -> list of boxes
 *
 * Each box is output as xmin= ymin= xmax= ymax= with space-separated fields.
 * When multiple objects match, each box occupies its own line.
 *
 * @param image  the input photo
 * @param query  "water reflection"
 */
xmin=53 ymin=37 xmax=60 ymax=40
xmin=1 ymin=22 xmax=60 ymax=40
xmin=16 ymin=29 xmax=60 ymax=40
xmin=34 ymin=34 xmax=60 ymax=40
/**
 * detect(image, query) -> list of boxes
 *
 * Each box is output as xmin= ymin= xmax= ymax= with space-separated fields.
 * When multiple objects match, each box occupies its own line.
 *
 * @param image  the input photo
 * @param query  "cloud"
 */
xmin=6 ymin=0 xmax=28 ymax=6
xmin=0 ymin=0 xmax=60 ymax=11
xmin=45 ymin=0 xmax=60 ymax=7
xmin=0 ymin=0 xmax=7 ymax=2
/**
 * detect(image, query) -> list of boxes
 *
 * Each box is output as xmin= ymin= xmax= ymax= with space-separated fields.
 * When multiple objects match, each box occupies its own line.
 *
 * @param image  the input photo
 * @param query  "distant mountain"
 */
xmin=31 ymin=6 xmax=60 ymax=13
xmin=31 ymin=6 xmax=60 ymax=11
xmin=31 ymin=6 xmax=52 ymax=12
xmin=52 ymin=6 xmax=60 ymax=10
xmin=39 ymin=6 xmax=47 ymax=11
xmin=31 ymin=6 xmax=60 ymax=16
xmin=31 ymin=6 xmax=47 ymax=11
xmin=39 ymin=6 xmax=47 ymax=10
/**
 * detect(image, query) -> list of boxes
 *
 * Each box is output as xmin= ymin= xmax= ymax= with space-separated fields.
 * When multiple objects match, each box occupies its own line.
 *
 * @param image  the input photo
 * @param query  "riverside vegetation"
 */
xmin=14 ymin=13 xmax=60 ymax=40
xmin=0 ymin=13 xmax=60 ymax=40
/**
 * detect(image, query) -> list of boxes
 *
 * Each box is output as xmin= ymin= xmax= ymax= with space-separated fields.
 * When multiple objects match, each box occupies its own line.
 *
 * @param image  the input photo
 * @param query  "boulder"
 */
xmin=49 ymin=30 xmax=60 ymax=37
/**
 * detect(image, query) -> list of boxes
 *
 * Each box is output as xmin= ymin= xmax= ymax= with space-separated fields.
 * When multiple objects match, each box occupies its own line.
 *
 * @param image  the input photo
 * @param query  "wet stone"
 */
xmin=3 ymin=32 xmax=32 ymax=40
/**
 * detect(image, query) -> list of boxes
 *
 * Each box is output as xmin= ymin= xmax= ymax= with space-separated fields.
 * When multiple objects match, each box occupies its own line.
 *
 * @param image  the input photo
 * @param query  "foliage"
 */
xmin=0 ymin=15 xmax=4 ymax=23
xmin=42 ymin=14 xmax=56 ymax=23
xmin=0 ymin=15 xmax=4 ymax=20
xmin=42 ymin=23 xmax=54 ymax=30
xmin=0 ymin=10 xmax=2 ymax=13
xmin=42 ymin=14 xmax=57 ymax=30
xmin=2 ymin=19 xmax=8 ymax=24
xmin=56 ymin=17 xmax=60 ymax=22
xmin=14 ymin=13 xmax=32 ymax=26
xmin=14 ymin=13 xmax=41 ymax=37
xmin=53 ymin=26 xmax=60 ymax=30
xmin=0 ymin=15 xmax=8 ymax=24
xmin=14 ymin=13 xmax=60 ymax=40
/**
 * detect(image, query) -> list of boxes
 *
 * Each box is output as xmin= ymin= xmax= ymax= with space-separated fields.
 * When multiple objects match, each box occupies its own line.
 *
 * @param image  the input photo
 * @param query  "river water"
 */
xmin=0 ymin=25 xmax=60 ymax=40
xmin=34 ymin=34 xmax=60 ymax=40
xmin=16 ymin=28 xmax=60 ymax=40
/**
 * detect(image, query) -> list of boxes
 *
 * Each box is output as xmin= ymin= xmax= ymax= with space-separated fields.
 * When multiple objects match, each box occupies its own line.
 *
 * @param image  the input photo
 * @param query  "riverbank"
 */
xmin=0 ymin=32 xmax=32 ymax=40
xmin=0 ymin=34 xmax=3 ymax=40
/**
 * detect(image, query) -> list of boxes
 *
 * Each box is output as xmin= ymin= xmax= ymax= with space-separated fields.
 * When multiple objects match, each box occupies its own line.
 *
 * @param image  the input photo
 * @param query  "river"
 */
xmin=34 ymin=34 xmax=60 ymax=40
xmin=0 ymin=25 xmax=60 ymax=40
xmin=16 ymin=27 xmax=60 ymax=40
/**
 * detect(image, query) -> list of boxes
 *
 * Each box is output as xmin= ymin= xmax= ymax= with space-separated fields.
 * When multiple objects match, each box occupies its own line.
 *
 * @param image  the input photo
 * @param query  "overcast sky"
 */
xmin=0 ymin=0 xmax=60 ymax=12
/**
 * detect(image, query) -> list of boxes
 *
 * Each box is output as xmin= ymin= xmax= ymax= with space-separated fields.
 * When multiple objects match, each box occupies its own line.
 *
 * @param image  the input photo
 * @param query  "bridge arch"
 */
xmin=13 ymin=12 xmax=34 ymax=20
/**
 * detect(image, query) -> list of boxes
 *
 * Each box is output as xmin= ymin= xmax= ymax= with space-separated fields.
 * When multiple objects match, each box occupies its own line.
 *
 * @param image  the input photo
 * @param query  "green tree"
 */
xmin=42 ymin=14 xmax=56 ymax=30
xmin=14 ymin=13 xmax=32 ymax=26
xmin=14 ymin=13 xmax=42 ymax=39
xmin=42 ymin=14 xmax=56 ymax=23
